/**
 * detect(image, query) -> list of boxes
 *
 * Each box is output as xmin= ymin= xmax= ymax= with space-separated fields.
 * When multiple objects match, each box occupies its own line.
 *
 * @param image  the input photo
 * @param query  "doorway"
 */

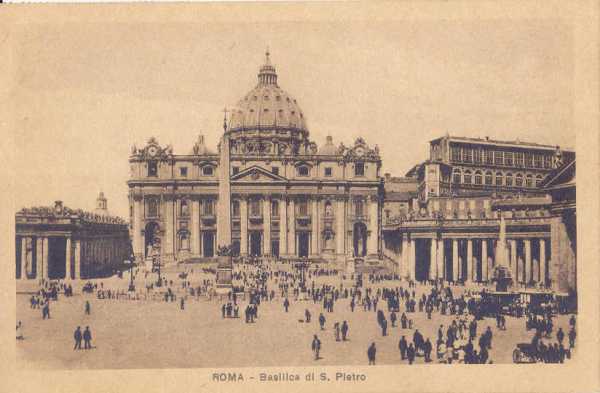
xmin=298 ymin=232 xmax=310 ymax=258
xmin=353 ymin=222 xmax=368 ymax=257
xmin=203 ymin=231 xmax=214 ymax=257
xmin=250 ymin=232 xmax=262 ymax=257
xmin=48 ymin=237 xmax=67 ymax=279
xmin=144 ymin=222 xmax=160 ymax=258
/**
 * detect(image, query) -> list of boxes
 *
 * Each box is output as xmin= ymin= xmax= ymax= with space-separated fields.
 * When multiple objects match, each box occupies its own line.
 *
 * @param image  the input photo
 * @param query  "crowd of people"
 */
xmin=17 ymin=257 xmax=578 ymax=366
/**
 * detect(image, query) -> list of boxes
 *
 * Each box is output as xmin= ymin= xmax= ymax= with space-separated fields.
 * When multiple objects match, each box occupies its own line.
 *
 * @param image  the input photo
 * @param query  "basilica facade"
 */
xmin=128 ymin=52 xmax=382 ymax=267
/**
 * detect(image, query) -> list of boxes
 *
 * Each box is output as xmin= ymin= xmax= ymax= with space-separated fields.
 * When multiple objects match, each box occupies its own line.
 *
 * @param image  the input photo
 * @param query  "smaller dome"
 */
xmin=318 ymin=135 xmax=337 ymax=155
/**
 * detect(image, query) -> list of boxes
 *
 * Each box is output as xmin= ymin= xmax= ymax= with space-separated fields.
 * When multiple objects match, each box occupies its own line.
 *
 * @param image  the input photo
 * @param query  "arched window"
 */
xmin=525 ymin=174 xmax=533 ymax=188
xmin=463 ymin=170 xmax=472 ymax=184
xmin=505 ymin=173 xmax=513 ymax=187
xmin=495 ymin=172 xmax=503 ymax=186
xmin=485 ymin=171 xmax=493 ymax=185
xmin=535 ymin=175 xmax=544 ymax=187
xmin=452 ymin=169 xmax=462 ymax=184
xmin=297 ymin=165 xmax=309 ymax=177
xmin=474 ymin=171 xmax=483 ymax=185
xmin=515 ymin=173 xmax=524 ymax=187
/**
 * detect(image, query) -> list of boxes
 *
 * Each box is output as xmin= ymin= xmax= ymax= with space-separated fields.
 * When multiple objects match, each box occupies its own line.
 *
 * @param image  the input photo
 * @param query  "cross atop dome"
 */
xmin=258 ymin=47 xmax=277 ymax=86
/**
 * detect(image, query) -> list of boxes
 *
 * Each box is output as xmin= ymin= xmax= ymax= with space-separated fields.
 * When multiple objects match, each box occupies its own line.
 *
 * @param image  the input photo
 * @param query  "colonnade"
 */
xmin=393 ymin=234 xmax=550 ymax=286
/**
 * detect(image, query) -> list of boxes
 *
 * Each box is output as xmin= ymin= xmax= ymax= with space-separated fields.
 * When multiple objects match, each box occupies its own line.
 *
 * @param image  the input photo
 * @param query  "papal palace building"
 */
xmin=127 ymin=52 xmax=577 ymax=293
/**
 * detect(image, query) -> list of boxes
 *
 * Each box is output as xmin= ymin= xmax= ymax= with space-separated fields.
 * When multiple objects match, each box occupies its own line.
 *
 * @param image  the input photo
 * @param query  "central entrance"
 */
xmin=298 ymin=232 xmax=310 ymax=258
xmin=353 ymin=222 xmax=367 ymax=257
xmin=249 ymin=231 xmax=262 ymax=257
xmin=202 ymin=231 xmax=214 ymax=258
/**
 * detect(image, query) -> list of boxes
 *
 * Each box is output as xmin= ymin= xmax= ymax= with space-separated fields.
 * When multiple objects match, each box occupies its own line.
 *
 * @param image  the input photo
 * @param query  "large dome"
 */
xmin=227 ymin=51 xmax=308 ymax=133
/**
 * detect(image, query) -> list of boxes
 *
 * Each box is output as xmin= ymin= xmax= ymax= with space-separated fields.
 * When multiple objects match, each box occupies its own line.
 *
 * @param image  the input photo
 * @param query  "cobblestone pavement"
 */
xmin=16 ymin=266 xmax=576 ymax=369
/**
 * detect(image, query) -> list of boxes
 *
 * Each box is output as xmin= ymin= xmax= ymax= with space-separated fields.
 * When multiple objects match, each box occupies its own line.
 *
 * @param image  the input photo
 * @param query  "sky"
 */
xmin=9 ymin=17 xmax=574 ymax=218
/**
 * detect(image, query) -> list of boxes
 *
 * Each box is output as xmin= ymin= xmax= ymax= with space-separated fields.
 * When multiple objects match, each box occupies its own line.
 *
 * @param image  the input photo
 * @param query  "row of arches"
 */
xmin=452 ymin=169 xmax=544 ymax=188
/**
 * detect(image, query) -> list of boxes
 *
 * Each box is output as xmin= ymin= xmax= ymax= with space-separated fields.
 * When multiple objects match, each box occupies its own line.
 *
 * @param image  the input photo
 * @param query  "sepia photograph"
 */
xmin=3 ymin=2 xmax=599 ymax=392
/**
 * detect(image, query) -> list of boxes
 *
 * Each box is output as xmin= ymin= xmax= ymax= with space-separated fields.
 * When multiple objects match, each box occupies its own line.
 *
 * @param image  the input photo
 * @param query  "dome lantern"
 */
xmin=257 ymin=48 xmax=278 ymax=86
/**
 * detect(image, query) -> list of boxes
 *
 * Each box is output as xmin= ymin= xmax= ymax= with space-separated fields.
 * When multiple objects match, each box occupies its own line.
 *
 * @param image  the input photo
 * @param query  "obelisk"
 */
xmin=217 ymin=119 xmax=232 ymax=249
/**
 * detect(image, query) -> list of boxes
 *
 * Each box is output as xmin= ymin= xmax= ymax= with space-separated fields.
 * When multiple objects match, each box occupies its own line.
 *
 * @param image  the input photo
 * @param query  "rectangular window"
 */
xmin=515 ymin=152 xmax=524 ymax=167
xmin=451 ymin=146 xmax=461 ymax=162
xmin=271 ymin=200 xmax=279 ymax=217
xmin=202 ymin=166 xmax=214 ymax=176
xmin=324 ymin=167 xmax=332 ymax=177
xmin=250 ymin=200 xmax=261 ymax=217
xmin=494 ymin=150 xmax=504 ymax=165
xmin=544 ymin=155 xmax=553 ymax=169
xmin=147 ymin=161 xmax=158 ymax=177
xmin=180 ymin=167 xmax=188 ymax=177
xmin=355 ymin=200 xmax=364 ymax=217
xmin=473 ymin=149 xmax=482 ymax=163
xmin=298 ymin=200 xmax=308 ymax=216
xmin=354 ymin=162 xmax=365 ymax=176
xmin=505 ymin=152 xmax=513 ymax=166
xmin=232 ymin=201 xmax=240 ymax=217
xmin=232 ymin=167 xmax=240 ymax=175
xmin=485 ymin=149 xmax=494 ymax=164
xmin=272 ymin=166 xmax=279 ymax=176
xmin=463 ymin=147 xmax=473 ymax=163
xmin=524 ymin=153 xmax=533 ymax=168
xmin=203 ymin=200 xmax=214 ymax=215
xmin=534 ymin=154 xmax=543 ymax=168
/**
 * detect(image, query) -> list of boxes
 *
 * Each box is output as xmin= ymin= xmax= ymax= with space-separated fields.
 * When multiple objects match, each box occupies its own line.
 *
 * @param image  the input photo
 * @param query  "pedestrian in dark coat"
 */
xmin=407 ymin=343 xmax=416 ymax=364
xmin=85 ymin=301 xmax=91 ymax=315
xmin=568 ymin=327 xmax=576 ymax=348
xmin=83 ymin=326 xmax=92 ymax=350
xmin=284 ymin=298 xmax=290 ymax=312
xmin=399 ymin=336 xmax=408 ymax=360
xmin=367 ymin=343 xmax=377 ymax=365
xmin=73 ymin=326 xmax=82 ymax=350
xmin=311 ymin=335 xmax=321 ymax=360
xmin=319 ymin=313 xmax=326 ymax=330
xmin=556 ymin=327 xmax=565 ymax=345
xmin=341 ymin=321 xmax=349 ymax=341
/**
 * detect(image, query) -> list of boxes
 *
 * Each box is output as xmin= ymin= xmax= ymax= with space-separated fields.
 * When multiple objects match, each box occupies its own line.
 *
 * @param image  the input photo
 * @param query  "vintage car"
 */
xmin=513 ymin=343 xmax=539 ymax=363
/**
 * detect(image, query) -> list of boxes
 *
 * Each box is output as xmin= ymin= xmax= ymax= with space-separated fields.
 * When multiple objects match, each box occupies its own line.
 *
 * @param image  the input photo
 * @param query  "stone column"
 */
xmin=240 ymin=197 xmax=248 ymax=256
xmin=429 ymin=238 xmax=437 ymax=280
xmin=409 ymin=237 xmax=416 ymax=281
xmin=310 ymin=198 xmax=319 ymax=257
xmin=263 ymin=197 xmax=271 ymax=256
xmin=539 ymin=238 xmax=546 ymax=286
xmin=42 ymin=237 xmax=49 ymax=280
xmin=191 ymin=198 xmax=200 ymax=256
xmin=452 ymin=239 xmax=459 ymax=282
xmin=400 ymin=234 xmax=408 ymax=278
xmin=481 ymin=239 xmax=488 ymax=282
xmin=336 ymin=198 xmax=345 ymax=260
xmin=437 ymin=238 xmax=445 ymax=281
xmin=65 ymin=237 xmax=72 ymax=280
xmin=288 ymin=198 xmax=296 ymax=257
xmin=74 ymin=240 xmax=81 ymax=280
xmin=279 ymin=198 xmax=288 ymax=257
xmin=19 ymin=237 xmax=27 ymax=279
xmin=367 ymin=196 xmax=378 ymax=256
xmin=466 ymin=239 xmax=473 ymax=282
xmin=510 ymin=240 xmax=517 ymax=282
xmin=164 ymin=198 xmax=174 ymax=260
xmin=36 ymin=237 xmax=43 ymax=280
xmin=133 ymin=196 xmax=143 ymax=261
xmin=524 ymin=239 xmax=532 ymax=284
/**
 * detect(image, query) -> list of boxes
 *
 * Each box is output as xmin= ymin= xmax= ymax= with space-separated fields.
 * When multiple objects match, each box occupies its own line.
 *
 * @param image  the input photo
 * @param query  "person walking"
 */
xmin=85 ymin=301 xmax=91 ymax=315
xmin=407 ymin=343 xmax=416 ymax=365
xmin=367 ymin=342 xmax=377 ymax=365
xmin=319 ymin=313 xmax=326 ymax=330
xmin=341 ymin=321 xmax=349 ymax=341
xmin=311 ymin=335 xmax=321 ymax=360
xmin=180 ymin=297 xmax=185 ymax=310
xmin=305 ymin=309 xmax=311 ymax=323
xmin=399 ymin=336 xmax=408 ymax=360
xmin=568 ymin=327 xmax=576 ymax=349
xmin=334 ymin=322 xmax=340 ymax=342
xmin=73 ymin=326 xmax=82 ymax=350
xmin=83 ymin=326 xmax=92 ymax=350
xmin=284 ymin=298 xmax=290 ymax=312
xmin=556 ymin=327 xmax=565 ymax=345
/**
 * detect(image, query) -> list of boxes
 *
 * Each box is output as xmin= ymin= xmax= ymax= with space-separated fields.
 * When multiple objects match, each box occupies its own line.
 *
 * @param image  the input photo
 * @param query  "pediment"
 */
xmin=231 ymin=165 xmax=288 ymax=183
